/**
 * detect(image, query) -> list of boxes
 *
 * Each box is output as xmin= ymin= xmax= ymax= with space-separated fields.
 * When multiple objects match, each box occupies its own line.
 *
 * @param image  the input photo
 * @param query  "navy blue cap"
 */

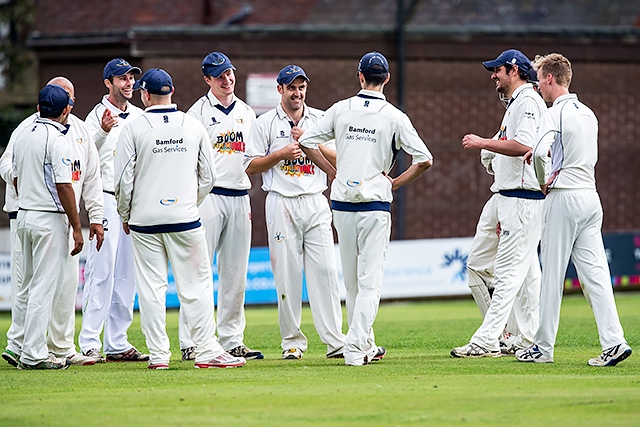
xmin=38 ymin=84 xmax=74 ymax=118
xmin=202 ymin=52 xmax=236 ymax=78
xmin=133 ymin=68 xmax=174 ymax=95
xmin=358 ymin=51 xmax=389 ymax=74
xmin=277 ymin=65 xmax=309 ymax=85
xmin=483 ymin=49 xmax=537 ymax=81
xmin=103 ymin=58 xmax=142 ymax=80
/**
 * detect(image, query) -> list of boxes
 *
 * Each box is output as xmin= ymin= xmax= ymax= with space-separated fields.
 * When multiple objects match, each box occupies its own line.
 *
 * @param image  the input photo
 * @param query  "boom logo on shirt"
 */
xmin=281 ymin=156 xmax=315 ymax=177
xmin=214 ymin=130 xmax=245 ymax=154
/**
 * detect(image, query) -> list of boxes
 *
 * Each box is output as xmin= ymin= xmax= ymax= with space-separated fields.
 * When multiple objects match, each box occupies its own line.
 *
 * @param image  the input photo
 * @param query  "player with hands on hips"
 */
xmin=299 ymin=52 xmax=433 ymax=366
xmin=515 ymin=53 xmax=632 ymax=366
xmin=451 ymin=49 xmax=546 ymax=359
xmin=80 ymin=58 xmax=149 ymax=363
xmin=244 ymin=65 xmax=346 ymax=360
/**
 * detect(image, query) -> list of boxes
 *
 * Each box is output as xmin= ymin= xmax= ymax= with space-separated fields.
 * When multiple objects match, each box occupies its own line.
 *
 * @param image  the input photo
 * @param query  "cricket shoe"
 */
xmin=515 ymin=344 xmax=553 ymax=363
xmin=148 ymin=363 xmax=170 ymax=370
xmin=181 ymin=346 xmax=196 ymax=361
xmin=326 ymin=347 xmax=344 ymax=359
xmin=18 ymin=354 xmax=70 ymax=370
xmin=228 ymin=345 xmax=264 ymax=360
xmin=499 ymin=333 xmax=519 ymax=355
xmin=194 ymin=352 xmax=246 ymax=369
xmin=371 ymin=346 xmax=386 ymax=361
xmin=83 ymin=348 xmax=105 ymax=363
xmin=282 ymin=348 xmax=303 ymax=360
xmin=451 ymin=343 xmax=501 ymax=358
xmin=588 ymin=343 xmax=632 ymax=367
xmin=66 ymin=353 xmax=97 ymax=366
xmin=2 ymin=349 xmax=20 ymax=367
xmin=106 ymin=347 xmax=149 ymax=362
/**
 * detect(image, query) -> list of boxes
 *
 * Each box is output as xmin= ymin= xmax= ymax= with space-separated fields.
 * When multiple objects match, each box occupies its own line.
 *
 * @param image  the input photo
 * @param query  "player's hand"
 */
xmin=279 ymin=143 xmax=303 ymax=161
xmin=290 ymin=126 xmax=305 ymax=141
xmin=70 ymin=228 xmax=84 ymax=256
xmin=462 ymin=134 xmax=485 ymax=150
xmin=101 ymin=108 xmax=118 ymax=133
xmin=123 ymin=222 xmax=130 ymax=235
xmin=89 ymin=223 xmax=104 ymax=252
xmin=496 ymin=221 xmax=501 ymax=237
xmin=523 ymin=150 xmax=533 ymax=164
xmin=382 ymin=172 xmax=397 ymax=190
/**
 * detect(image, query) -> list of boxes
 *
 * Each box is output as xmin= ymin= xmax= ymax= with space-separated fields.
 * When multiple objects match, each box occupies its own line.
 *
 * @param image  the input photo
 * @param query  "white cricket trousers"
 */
xmin=47 ymin=232 xmax=83 ymax=357
xmin=266 ymin=192 xmax=345 ymax=354
xmin=467 ymin=194 xmax=541 ymax=345
xmin=333 ymin=209 xmax=391 ymax=366
xmin=80 ymin=193 xmax=136 ymax=354
xmin=191 ymin=193 xmax=251 ymax=351
xmin=5 ymin=217 xmax=23 ymax=356
xmin=535 ymin=190 xmax=626 ymax=358
xmin=130 ymin=227 xmax=225 ymax=365
xmin=470 ymin=194 xmax=543 ymax=352
xmin=15 ymin=210 xmax=69 ymax=365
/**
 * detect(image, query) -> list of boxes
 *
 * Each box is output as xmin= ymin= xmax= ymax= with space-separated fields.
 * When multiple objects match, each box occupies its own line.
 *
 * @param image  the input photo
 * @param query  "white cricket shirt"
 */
xmin=245 ymin=103 xmax=330 ymax=197
xmin=187 ymin=92 xmax=255 ymax=191
xmin=490 ymin=83 xmax=547 ymax=192
xmin=115 ymin=104 xmax=216 ymax=229
xmin=533 ymin=94 xmax=599 ymax=190
xmin=85 ymin=96 xmax=144 ymax=193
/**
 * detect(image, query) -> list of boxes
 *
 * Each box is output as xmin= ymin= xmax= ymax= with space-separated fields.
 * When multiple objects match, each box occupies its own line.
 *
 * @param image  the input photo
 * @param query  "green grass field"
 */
xmin=1 ymin=292 xmax=639 ymax=427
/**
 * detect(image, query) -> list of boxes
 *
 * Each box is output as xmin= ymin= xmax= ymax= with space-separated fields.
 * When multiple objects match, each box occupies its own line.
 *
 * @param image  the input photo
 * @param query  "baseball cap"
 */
xmin=103 ymin=58 xmax=142 ymax=80
xmin=358 ymin=51 xmax=389 ymax=74
xmin=38 ymin=84 xmax=74 ymax=118
xmin=202 ymin=52 xmax=236 ymax=78
xmin=277 ymin=65 xmax=309 ymax=85
xmin=133 ymin=68 xmax=174 ymax=95
xmin=482 ymin=49 xmax=537 ymax=81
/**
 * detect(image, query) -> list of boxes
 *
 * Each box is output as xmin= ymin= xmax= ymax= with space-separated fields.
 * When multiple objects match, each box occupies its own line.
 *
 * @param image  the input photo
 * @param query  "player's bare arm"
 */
xmin=318 ymin=143 xmax=336 ymax=168
xmin=385 ymin=160 xmax=432 ymax=191
xmin=245 ymin=142 xmax=304 ymax=175
xmin=300 ymin=145 xmax=336 ymax=181
xmin=462 ymin=133 xmax=530 ymax=157
xmin=56 ymin=182 xmax=84 ymax=256
xmin=89 ymin=222 xmax=104 ymax=252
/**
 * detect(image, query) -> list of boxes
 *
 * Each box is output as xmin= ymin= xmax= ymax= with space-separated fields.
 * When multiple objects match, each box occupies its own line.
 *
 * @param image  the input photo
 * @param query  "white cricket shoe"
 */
xmin=282 ymin=348 xmax=303 ymax=360
xmin=66 ymin=353 xmax=97 ymax=366
xmin=450 ymin=342 xmax=501 ymax=358
xmin=194 ymin=352 xmax=246 ymax=369
xmin=515 ymin=344 xmax=553 ymax=363
xmin=588 ymin=343 xmax=632 ymax=367
xmin=499 ymin=333 xmax=519 ymax=355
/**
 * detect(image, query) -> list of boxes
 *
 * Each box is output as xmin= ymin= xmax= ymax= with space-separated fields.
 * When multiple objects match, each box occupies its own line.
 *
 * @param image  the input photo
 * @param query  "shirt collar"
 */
xmin=553 ymin=93 xmax=578 ymax=106
xmin=145 ymin=103 xmax=178 ymax=112
xmin=34 ymin=117 xmax=68 ymax=133
xmin=275 ymin=102 xmax=309 ymax=123
xmin=101 ymin=95 xmax=131 ymax=114
xmin=206 ymin=91 xmax=237 ymax=107
xmin=357 ymin=89 xmax=386 ymax=100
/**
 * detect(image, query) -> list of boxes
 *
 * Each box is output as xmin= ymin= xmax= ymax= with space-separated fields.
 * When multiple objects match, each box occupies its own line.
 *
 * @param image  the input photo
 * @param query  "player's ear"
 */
xmin=277 ymin=85 xmax=284 ymax=95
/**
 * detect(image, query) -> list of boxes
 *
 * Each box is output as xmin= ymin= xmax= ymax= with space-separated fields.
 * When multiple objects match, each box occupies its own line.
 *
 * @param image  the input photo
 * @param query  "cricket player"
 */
xmin=186 ymin=52 xmax=262 ymax=361
xmin=299 ymin=52 xmax=433 ymax=366
xmin=516 ymin=53 xmax=632 ymax=366
xmin=451 ymin=49 xmax=546 ymax=358
xmin=11 ymin=84 xmax=83 ymax=369
xmin=244 ymin=65 xmax=346 ymax=360
xmin=80 ymin=58 xmax=149 ymax=362
xmin=115 ymin=68 xmax=245 ymax=369
xmin=2 ymin=77 xmax=104 ymax=368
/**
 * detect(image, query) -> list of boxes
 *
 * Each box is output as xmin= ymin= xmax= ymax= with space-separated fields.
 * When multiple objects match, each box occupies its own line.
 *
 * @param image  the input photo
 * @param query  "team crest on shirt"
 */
xmin=236 ymin=117 xmax=246 ymax=124
xmin=75 ymin=137 xmax=87 ymax=145
xmin=274 ymin=232 xmax=285 ymax=242
xmin=280 ymin=156 xmax=315 ymax=177
xmin=214 ymin=130 xmax=245 ymax=154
